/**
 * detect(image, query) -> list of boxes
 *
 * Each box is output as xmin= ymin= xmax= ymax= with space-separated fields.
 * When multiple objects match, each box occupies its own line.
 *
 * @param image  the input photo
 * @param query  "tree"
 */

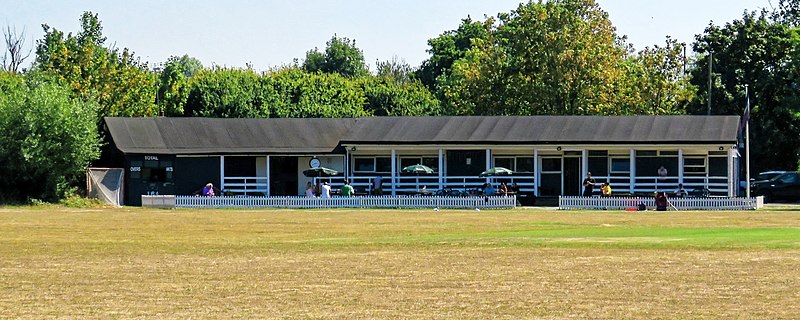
xmin=33 ymin=12 xmax=157 ymax=118
xmin=773 ymin=0 xmax=800 ymax=26
xmin=157 ymin=55 xmax=203 ymax=116
xmin=689 ymin=10 xmax=800 ymax=172
xmin=375 ymin=56 xmax=415 ymax=84
xmin=302 ymin=35 xmax=369 ymax=78
xmin=360 ymin=76 xmax=441 ymax=116
xmin=2 ymin=25 xmax=32 ymax=73
xmin=0 ymin=71 xmax=100 ymax=202
xmin=441 ymin=0 xmax=630 ymax=116
xmin=615 ymin=38 xmax=695 ymax=115
xmin=184 ymin=67 xmax=269 ymax=118
xmin=416 ymin=17 xmax=489 ymax=91
xmin=266 ymin=67 xmax=369 ymax=118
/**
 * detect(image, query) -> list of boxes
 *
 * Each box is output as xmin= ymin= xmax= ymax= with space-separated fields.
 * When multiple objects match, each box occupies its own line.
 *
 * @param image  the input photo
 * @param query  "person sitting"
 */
xmin=499 ymin=182 xmax=509 ymax=196
xmin=674 ymin=183 xmax=687 ymax=198
xmin=483 ymin=183 xmax=496 ymax=196
xmin=510 ymin=182 xmax=520 ymax=193
xmin=601 ymin=182 xmax=612 ymax=197
xmin=305 ymin=181 xmax=316 ymax=197
xmin=202 ymin=183 xmax=215 ymax=197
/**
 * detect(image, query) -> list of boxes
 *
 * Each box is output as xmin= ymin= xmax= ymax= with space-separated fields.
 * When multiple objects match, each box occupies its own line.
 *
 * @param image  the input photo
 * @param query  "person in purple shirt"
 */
xmin=202 ymin=183 xmax=215 ymax=197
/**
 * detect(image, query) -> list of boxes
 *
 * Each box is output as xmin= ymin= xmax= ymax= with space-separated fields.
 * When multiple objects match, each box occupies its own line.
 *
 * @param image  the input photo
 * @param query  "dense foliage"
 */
xmin=33 ymin=12 xmax=157 ymax=119
xmin=689 ymin=10 xmax=800 ymax=172
xmin=0 ymin=71 xmax=100 ymax=202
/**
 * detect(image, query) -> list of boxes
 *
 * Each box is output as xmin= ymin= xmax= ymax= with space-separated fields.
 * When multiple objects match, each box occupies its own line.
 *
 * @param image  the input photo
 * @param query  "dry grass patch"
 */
xmin=1 ymin=207 xmax=799 ymax=319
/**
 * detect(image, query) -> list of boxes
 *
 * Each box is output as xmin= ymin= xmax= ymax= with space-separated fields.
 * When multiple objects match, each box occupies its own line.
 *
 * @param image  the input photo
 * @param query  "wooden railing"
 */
xmin=558 ymin=196 xmax=763 ymax=211
xmin=173 ymin=195 xmax=517 ymax=209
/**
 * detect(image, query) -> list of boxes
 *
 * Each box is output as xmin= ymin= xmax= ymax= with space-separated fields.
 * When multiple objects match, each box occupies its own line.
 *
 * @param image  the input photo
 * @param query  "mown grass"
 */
xmin=1 ymin=207 xmax=799 ymax=318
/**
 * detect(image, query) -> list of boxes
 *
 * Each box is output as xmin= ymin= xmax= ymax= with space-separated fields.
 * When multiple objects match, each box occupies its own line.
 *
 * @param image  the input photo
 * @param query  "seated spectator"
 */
xmin=483 ymin=183 xmax=496 ymax=196
xmin=499 ymin=182 xmax=508 ymax=195
xmin=202 ymin=183 xmax=215 ymax=197
xmin=674 ymin=183 xmax=687 ymax=198
xmin=601 ymin=182 xmax=612 ymax=197
xmin=510 ymin=182 xmax=520 ymax=193
xmin=305 ymin=181 xmax=315 ymax=197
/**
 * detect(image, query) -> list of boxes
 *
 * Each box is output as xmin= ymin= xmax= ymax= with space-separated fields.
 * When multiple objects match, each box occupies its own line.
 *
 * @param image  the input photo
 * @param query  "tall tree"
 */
xmin=0 ymin=71 xmax=100 ymax=201
xmin=157 ymin=55 xmax=203 ymax=116
xmin=689 ymin=10 xmax=800 ymax=171
xmin=302 ymin=35 xmax=369 ymax=78
xmin=33 ymin=12 xmax=157 ymax=118
xmin=375 ymin=56 xmax=414 ymax=84
xmin=184 ymin=67 xmax=269 ymax=118
xmin=615 ymin=38 xmax=695 ymax=115
xmin=2 ymin=26 xmax=32 ymax=73
xmin=441 ymin=0 xmax=630 ymax=116
xmin=416 ymin=17 xmax=489 ymax=91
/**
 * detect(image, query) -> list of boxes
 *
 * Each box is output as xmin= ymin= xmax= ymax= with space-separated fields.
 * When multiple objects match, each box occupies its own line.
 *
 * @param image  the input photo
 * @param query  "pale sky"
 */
xmin=1 ymin=0 xmax=775 ymax=72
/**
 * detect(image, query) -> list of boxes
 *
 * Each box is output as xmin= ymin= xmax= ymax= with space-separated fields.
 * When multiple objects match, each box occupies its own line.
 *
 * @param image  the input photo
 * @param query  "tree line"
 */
xmin=1 ymin=0 xmax=799 ymax=202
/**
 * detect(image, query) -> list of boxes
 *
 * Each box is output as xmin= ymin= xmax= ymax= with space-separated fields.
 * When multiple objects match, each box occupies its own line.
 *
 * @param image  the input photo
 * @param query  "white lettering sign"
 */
xmin=145 ymin=156 xmax=159 ymax=161
xmin=130 ymin=166 xmax=141 ymax=172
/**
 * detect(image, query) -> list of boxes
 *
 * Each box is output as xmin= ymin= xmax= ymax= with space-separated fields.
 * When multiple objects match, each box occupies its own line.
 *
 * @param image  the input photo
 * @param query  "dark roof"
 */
xmin=105 ymin=115 xmax=740 ymax=155
xmin=341 ymin=116 xmax=740 ymax=145
xmin=105 ymin=117 xmax=356 ymax=154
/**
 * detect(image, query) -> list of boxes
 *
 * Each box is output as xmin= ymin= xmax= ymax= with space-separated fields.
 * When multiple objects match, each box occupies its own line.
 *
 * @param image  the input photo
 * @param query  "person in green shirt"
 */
xmin=340 ymin=180 xmax=354 ymax=197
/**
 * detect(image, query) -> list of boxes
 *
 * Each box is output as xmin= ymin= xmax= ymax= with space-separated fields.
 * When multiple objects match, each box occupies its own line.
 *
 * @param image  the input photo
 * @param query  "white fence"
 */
xmin=170 ymin=195 xmax=517 ymax=209
xmin=559 ymin=196 xmax=764 ymax=211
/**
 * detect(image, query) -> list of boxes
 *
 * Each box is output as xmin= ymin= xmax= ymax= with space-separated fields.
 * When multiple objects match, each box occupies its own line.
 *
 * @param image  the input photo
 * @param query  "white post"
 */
xmin=678 ymin=149 xmax=684 ymax=186
xmin=727 ymin=149 xmax=735 ymax=197
xmin=485 ymin=148 xmax=491 ymax=183
xmin=629 ymin=149 xmax=636 ymax=194
xmin=220 ymin=155 xmax=225 ymax=192
xmin=581 ymin=149 xmax=588 ymax=181
xmin=533 ymin=148 xmax=539 ymax=196
xmin=343 ymin=150 xmax=349 ymax=181
xmin=265 ymin=155 xmax=270 ymax=197
xmin=391 ymin=149 xmax=396 ymax=196
xmin=438 ymin=148 xmax=444 ymax=191
xmin=745 ymin=86 xmax=751 ymax=198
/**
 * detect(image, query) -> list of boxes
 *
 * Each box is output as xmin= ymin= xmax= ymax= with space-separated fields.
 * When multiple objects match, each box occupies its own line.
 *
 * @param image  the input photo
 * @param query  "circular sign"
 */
xmin=309 ymin=158 xmax=321 ymax=168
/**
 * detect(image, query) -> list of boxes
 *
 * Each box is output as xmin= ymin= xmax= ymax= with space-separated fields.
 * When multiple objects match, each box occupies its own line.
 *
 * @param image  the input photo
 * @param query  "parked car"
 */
xmin=750 ymin=171 xmax=800 ymax=202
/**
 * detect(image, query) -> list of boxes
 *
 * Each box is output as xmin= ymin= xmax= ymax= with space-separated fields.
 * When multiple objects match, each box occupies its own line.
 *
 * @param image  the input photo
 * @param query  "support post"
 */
xmin=265 ymin=155 xmax=270 ymax=197
xmin=629 ymin=149 xmax=636 ymax=194
xmin=220 ymin=155 xmax=225 ymax=192
xmin=438 ymin=148 xmax=444 ymax=191
xmin=391 ymin=149 xmax=396 ymax=196
xmin=533 ymin=148 xmax=539 ymax=196
xmin=678 ymin=149 xmax=684 ymax=186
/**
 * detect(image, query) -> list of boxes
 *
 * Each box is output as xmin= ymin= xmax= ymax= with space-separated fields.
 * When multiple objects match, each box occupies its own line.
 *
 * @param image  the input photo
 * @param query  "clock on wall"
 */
xmin=309 ymin=157 xmax=321 ymax=168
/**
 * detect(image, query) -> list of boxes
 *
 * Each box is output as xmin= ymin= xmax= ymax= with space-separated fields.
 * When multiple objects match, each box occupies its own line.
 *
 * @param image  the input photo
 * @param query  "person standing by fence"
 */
xmin=583 ymin=172 xmax=596 ymax=197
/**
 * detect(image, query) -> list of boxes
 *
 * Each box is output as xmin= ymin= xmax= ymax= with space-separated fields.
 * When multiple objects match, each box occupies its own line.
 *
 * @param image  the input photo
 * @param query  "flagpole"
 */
xmin=745 ymin=84 xmax=751 ymax=198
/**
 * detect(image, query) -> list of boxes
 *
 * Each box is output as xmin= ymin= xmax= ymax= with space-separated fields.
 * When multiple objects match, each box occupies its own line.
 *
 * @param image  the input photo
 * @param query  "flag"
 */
xmin=738 ymin=90 xmax=751 ymax=142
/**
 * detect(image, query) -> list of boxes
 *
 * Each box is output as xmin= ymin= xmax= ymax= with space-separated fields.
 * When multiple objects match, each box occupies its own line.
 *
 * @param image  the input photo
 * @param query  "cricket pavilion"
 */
xmin=102 ymin=115 xmax=743 ymax=207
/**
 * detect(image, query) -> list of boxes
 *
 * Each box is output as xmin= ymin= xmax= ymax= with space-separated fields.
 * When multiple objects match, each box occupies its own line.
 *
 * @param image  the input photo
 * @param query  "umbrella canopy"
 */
xmin=479 ymin=167 xmax=513 ymax=177
xmin=401 ymin=164 xmax=435 ymax=174
xmin=302 ymin=167 xmax=338 ymax=177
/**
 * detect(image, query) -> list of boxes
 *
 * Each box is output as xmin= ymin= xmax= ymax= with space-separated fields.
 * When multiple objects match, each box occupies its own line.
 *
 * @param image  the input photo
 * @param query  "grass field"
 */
xmin=1 ymin=206 xmax=800 ymax=319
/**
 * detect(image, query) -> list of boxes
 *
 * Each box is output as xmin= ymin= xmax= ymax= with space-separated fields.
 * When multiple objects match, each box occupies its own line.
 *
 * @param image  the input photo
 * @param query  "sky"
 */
xmin=1 ymin=0 xmax=776 ymax=72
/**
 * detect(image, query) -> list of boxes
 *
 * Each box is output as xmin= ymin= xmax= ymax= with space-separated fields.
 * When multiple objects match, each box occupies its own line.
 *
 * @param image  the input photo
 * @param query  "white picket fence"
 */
xmin=169 ymin=195 xmax=517 ymax=209
xmin=559 ymin=196 xmax=764 ymax=211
